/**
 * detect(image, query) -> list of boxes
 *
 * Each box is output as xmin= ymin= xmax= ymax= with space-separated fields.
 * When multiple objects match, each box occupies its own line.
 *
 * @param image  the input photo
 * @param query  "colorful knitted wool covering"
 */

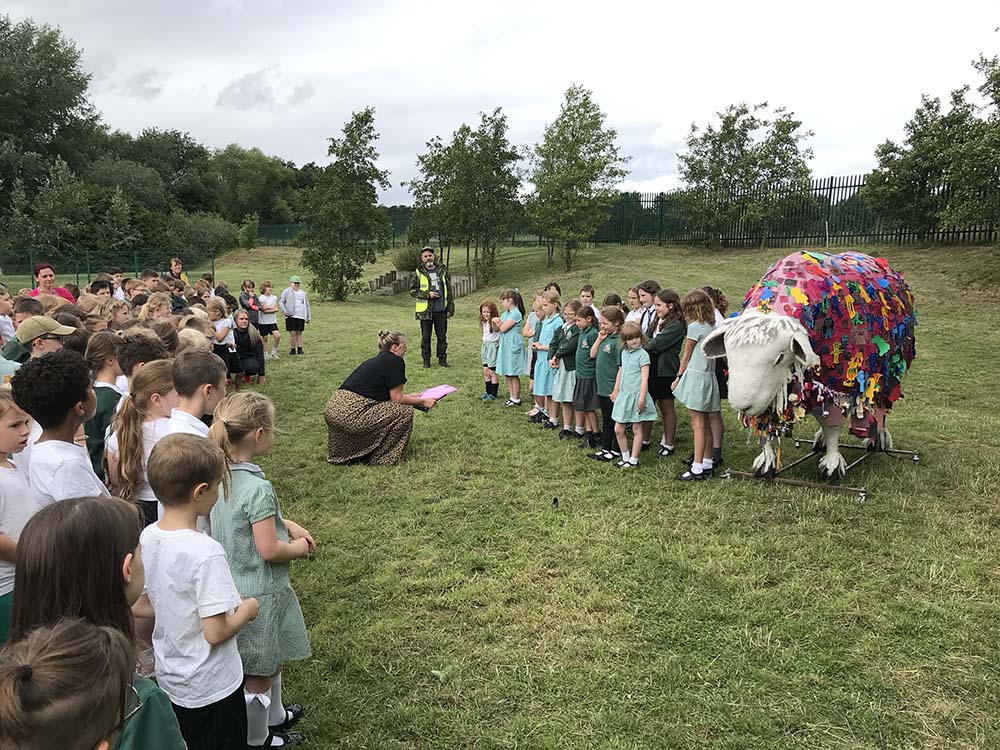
xmin=739 ymin=250 xmax=917 ymax=434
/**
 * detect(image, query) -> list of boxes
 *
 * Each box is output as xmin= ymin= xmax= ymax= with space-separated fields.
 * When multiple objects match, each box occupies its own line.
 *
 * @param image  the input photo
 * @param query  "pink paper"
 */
xmin=419 ymin=384 xmax=457 ymax=400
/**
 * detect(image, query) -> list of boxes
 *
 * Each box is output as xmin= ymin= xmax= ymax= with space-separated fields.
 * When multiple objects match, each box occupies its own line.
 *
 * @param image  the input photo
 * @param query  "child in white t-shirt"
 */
xmin=140 ymin=433 xmax=259 ymax=750
xmin=10 ymin=350 xmax=108 ymax=504
xmin=0 ymin=386 xmax=43 ymax=642
xmin=256 ymin=281 xmax=281 ymax=360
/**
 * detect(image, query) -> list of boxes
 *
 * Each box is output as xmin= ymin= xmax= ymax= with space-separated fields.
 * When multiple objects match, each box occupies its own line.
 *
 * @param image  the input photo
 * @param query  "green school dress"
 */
xmin=672 ymin=321 xmax=721 ymax=412
xmin=495 ymin=309 xmax=524 ymax=376
xmin=209 ymin=463 xmax=311 ymax=676
xmin=611 ymin=347 xmax=655 ymax=423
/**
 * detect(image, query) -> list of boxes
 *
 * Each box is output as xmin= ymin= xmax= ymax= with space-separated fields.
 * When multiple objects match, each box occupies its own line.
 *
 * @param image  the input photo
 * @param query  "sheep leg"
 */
xmin=752 ymin=437 xmax=778 ymax=477
xmin=816 ymin=418 xmax=847 ymax=479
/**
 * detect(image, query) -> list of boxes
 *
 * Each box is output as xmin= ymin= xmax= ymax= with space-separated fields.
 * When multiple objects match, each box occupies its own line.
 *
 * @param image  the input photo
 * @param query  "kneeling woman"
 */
xmin=324 ymin=331 xmax=436 ymax=465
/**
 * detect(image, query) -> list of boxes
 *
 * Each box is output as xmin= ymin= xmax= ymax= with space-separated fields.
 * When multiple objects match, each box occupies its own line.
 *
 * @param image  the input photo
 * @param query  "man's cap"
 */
xmin=16 ymin=316 xmax=77 ymax=344
xmin=421 ymin=246 xmax=434 ymax=253
xmin=289 ymin=275 xmax=302 ymax=283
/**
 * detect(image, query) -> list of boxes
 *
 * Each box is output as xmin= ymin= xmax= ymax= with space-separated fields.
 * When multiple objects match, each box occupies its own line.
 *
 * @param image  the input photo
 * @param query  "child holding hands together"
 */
xmin=209 ymin=392 xmax=313 ymax=749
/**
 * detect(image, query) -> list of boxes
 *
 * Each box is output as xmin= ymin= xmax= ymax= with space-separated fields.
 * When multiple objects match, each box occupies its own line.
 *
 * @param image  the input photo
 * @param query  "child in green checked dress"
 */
xmin=208 ymin=392 xmax=314 ymax=750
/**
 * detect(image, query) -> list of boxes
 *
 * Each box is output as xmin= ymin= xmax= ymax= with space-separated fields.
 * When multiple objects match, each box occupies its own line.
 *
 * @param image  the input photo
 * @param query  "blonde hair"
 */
xmin=208 ymin=391 xmax=275 ymax=463
xmin=206 ymin=298 xmax=228 ymax=320
xmin=110 ymin=359 xmax=174 ymax=503
xmin=540 ymin=289 xmax=561 ymax=311
xmin=104 ymin=299 xmax=131 ymax=328
xmin=75 ymin=293 xmax=103 ymax=315
xmin=138 ymin=292 xmax=171 ymax=321
xmin=377 ymin=330 xmax=406 ymax=352
xmin=260 ymin=280 xmax=273 ymax=294
xmin=176 ymin=328 xmax=211 ymax=353
xmin=36 ymin=294 xmax=65 ymax=315
xmin=563 ymin=299 xmax=582 ymax=317
xmin=0 ymin=385 xmax=19 ymax=421
xmin=232 ymin=309 xmax=262 ymax=348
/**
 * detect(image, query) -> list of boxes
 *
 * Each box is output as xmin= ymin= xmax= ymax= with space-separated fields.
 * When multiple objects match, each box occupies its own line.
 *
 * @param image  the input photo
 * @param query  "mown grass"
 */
xmin=226 ymin=243 xmax=996 ymax=749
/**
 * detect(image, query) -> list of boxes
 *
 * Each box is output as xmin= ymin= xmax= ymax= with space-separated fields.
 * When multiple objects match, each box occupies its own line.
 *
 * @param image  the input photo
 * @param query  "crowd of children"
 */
xmin=0 ymin=261 xmax=316 ymax=749
xmin=481 ymin=280 xmax=730 ymax=478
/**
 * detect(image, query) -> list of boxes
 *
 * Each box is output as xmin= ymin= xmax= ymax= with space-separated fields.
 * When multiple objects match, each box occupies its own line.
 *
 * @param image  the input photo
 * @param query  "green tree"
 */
xmin=862 ymin=89 xmax=977 ymax=242
xmin=238 ymin=212 xmax=260 ymax=249
xmin=113 ymin=127 xmax=220 ymax=213
xmin=211 ymin=144 xmax=298 ymax=224
xmin=466 ymin=108 xmax=521 ymax=283
xmin=0 ymin=15 xmax=102 ymax=209
xmin=678 ymin=102 xmax=814 ymax=247
xmin=527 ymin=85 xmax=629 ymax=271
xmin=86 ymin=155 xmax=170 ymax=212
xmin=941 ymin=55 xmax=1000 ymax=228
xmin=300 ymin=108 xmax=391 ymax=301
xmin=31 ymin=158 xmax=93 ymax=265
xmin=101 ymin=188 xmax=138 ymax=254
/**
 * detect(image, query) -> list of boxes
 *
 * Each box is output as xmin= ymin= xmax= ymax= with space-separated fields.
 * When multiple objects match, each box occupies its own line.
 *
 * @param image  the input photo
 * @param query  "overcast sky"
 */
xmin=8 ymin=0 xmax=999 ymax=204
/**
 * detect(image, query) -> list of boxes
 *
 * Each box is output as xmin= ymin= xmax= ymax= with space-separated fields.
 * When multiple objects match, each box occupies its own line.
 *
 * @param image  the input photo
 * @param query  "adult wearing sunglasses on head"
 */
xmin=8 ymin=496 xmax=187 ymax=750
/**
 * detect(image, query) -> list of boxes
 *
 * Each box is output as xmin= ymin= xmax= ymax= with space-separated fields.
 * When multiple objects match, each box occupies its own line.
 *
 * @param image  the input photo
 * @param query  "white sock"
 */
xmin=621 ymin=451 xmax=631 ymax=462
xmin=575 ymin=426 xmax=585 ymax=434
xmin=661 ymin=441 xmax=674 ymax=449
xmin=629 ymin=457 xmax=639 ymax=465
xmin=246 ymin=689 xmax=272 ymax=746
xmin=690 ymin=462 xmax=704 ymax=475
xmin=702 ymin=458 xmax=714 ymax=470
xmin=268 ymin=673 xmax=285 ymax=726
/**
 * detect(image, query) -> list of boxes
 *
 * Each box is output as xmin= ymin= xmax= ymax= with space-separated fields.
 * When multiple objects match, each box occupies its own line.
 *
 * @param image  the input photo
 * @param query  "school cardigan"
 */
xmin=550 ymin=323 xmax=580 ymax=371
xmin=644 ymin=319 xmax=685 ymax=379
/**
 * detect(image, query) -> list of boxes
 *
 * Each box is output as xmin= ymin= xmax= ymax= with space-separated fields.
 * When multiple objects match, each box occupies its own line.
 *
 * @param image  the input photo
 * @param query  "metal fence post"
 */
xmin=657 ymin=195 xmax=664 ymax=246
xmin=133 ymin=250 xmax=138 ymax=278
xmin=211 ymin=251 xmax=216 ymax=282
xmin=86 ymin=249 xmax=91 ymax=285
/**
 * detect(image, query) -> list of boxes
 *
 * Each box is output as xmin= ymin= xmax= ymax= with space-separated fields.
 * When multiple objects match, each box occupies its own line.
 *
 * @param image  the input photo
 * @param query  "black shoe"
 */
xmin=677 ymin=469 xmax=706 ymax=481
xmin=587 ymin=450 xmax=611 ymax=461
xmin=557 ymin=428 xmax=574 ymax=440
xmin=269 ymin=704 xmax=305 ymax=733
xmin=712 ymin=448 xmax=724 ymax=464
xmin=438 ymin=359 xmax=450 ymax=367
xmin=640 ymin=442 xmax=651 ymax=452
xmin=577 ymin=434 xmax=591 ymax=449
xmin=422 ymin=359 xmax=431 ymax=369
xmin=683 ymin=453 xmax=694 ymax=466
xmin=529 ymin=412 xmax=546 ymax=423
xmin=615 ymin=459 xmax=637 ymax=469
xmin=250 ymin=730 xmax=303 ymax=748
xmin=657 ymin=446 xmax=675 ymax=457
xmin=297 ymin=348 xmax=303 ymax=355
xmin=540 ymin=420 xmax=557 ymax=430
xmin=289 ymin=349 xmax=297 ymax=356
xmin=588 ymin=433 xmax=601 ymax=449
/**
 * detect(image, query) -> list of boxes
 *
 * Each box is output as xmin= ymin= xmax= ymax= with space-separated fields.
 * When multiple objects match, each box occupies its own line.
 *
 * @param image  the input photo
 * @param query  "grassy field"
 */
xmin=210 ymin=243 xmax=997 ymax=749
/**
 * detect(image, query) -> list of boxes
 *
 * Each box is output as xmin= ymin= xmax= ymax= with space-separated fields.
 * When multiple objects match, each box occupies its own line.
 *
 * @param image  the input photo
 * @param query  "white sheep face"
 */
xmin=702 ymin=311 xmax=819 ymax=417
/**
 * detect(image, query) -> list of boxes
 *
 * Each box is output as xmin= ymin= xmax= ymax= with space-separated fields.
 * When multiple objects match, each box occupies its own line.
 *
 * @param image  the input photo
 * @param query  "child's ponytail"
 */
xmin=111 ymin=359 xmax=174 ymax=502
xmin=0 ymin=619 xmax=134 ymax=749
xmin=209 ymin=391 xmax=276 ymax=464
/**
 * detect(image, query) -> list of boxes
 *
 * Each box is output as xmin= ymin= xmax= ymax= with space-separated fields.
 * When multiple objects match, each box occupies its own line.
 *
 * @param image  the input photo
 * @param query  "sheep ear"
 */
xmin=790 ymin=329 xmax=819 ymax=368
xmin=701 ymin=327 xmax=727 ymax=359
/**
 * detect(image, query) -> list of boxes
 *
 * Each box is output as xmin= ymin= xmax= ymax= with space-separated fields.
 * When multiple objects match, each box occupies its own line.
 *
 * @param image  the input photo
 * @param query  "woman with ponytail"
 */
xmin=107 ymin=359 xmax=178 ymax=526
xmin=323 ymin=330 xmax=437 ymax=465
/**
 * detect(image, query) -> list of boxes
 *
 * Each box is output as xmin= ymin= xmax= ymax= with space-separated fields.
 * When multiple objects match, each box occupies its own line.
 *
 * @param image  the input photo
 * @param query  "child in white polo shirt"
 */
xmin=165 ymin=349 xmax=228 ymax=439
xmin=140 ymin=433 xmax=259 ymax=750
xmin=10 ymin=350 xmax=109 ymax=504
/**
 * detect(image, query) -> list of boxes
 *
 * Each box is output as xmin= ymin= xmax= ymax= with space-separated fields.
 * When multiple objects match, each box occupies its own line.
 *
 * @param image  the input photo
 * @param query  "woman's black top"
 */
xmin=340 ymin=350 xmax=406 ymax=402
xmin=234 ymin=328 xmax=265 ymax=375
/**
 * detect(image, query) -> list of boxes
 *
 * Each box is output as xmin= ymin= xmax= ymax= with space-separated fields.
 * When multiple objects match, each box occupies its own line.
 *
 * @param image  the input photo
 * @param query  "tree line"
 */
xmin=3 ymin=14 xmax=996 ymax=299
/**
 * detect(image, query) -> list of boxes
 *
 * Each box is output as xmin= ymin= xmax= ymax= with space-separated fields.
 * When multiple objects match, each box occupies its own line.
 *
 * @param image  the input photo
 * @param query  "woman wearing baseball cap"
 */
xmin=278 ymin=276 xmax=310 ymax=355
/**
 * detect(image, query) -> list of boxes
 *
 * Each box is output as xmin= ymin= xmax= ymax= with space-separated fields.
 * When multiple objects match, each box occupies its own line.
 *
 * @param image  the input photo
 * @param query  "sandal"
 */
xmin=657 ymin=446 xmax=675 ymax=457
xmin=677 ymin=470 xmax=706 ymax=481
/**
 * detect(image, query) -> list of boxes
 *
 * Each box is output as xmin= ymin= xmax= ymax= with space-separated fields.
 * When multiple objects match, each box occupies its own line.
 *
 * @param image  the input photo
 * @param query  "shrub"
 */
xmin=391 ymin=245 xmax=425 ymax=272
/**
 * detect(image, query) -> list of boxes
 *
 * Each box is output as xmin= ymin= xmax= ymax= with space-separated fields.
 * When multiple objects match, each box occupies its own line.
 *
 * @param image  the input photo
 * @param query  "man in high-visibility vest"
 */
xmin=409 ymin=247 xmax=455 ymax=368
